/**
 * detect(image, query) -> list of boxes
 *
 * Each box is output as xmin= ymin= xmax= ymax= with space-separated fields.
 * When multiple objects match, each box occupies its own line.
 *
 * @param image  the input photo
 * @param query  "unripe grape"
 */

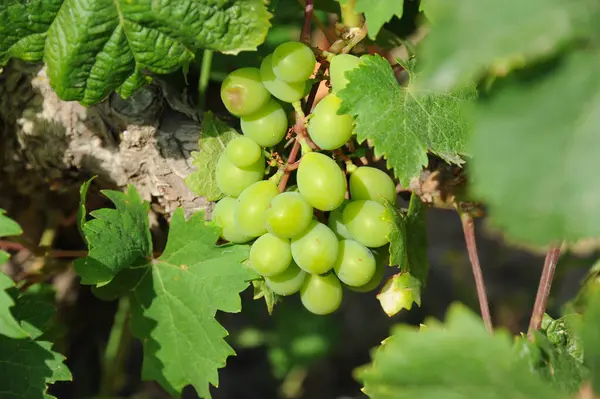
xmin=220 ymin=67 xmax=270 ymax=116
xmin=327 ymin=205 xmax=353 ymax=240
xmin=350 ymin=245 xmax=388 ymax=292
xmin=226 ymin=137 xmax=262 ymax=168
xmin=297 ymin=152 xmax=347 ymax=211
xmin=307 ymin=94 xmax=354 ymax=150
xmin=240 ymin=99 xmax=288 ymax=147
xmin=342 ymin=200 xmax=391 ymax=248
xmin=330 ymin=53 xmax=362 ymax=93
xmin=216 ymin=152 xmax=264 ymax=197
xmin=349 ymin=166 xmax=396 ymax=204
xmin=291 ymin=220 xmax=339 ymax=274
xmin=260 ymin=54 xmax=308 ymax=103
xmin=235 ymin=181 xmax=280 ymax=237
xmin=265 ymin=261 xmax=307 ymax=296
xmin=300 ymin=273 xmax=343 ymax=315
xmin=249 ymin=233 xmax=292 ymax=276
xmin=212 ymin=197 xmax=253 ymax=243
xmin=333 ymin=240 xmax=376 ymax=287
xmin=272 ymin=41 xmax=316 ymax=83
xmin=265 ymin=192 xmax=313 ymax=239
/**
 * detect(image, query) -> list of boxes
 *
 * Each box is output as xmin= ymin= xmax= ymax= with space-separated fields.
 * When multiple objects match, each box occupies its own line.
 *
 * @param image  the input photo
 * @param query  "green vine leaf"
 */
xmin=0 ymin=0 xmax=272 ymax=105
xmin=338 ymin=0 xmax=404 ymax=39
xmin=0 ymin=287 xmax=72 ymax=398
xmin=0 ymin=210 xmax=27 ymax=339
xmin=77 ymin=182 xmax=257 ymax=397
xmin=129 ymin=209 xmax=257 ymax=398
xmin=417 ymin=0 xmax=595 ymax=91
xmin=338 ymin=55 xmax=476 ymax=187
xmin=583 ymin=290 xmax=600 ymax=394
xmin=470 ymin=50 xmax=600 ymax=245
xmin=75 ymin=185 xmax=151 ymax=285
xmin=185 ymin=112 xmax=241 ymax=201
xmin=359 ymin=303 xmax=568 ymax=399
xmin=380 ymin=194 xmax=428 ymax=316
xmin=0 ymin=272 xmax=27 ymax=339
xmin=0 ymin=209 xmax=22 ymax=265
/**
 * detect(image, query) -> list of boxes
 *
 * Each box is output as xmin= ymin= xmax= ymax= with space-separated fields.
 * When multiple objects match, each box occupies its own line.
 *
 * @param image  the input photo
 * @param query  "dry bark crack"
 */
xmin=0 ymin=61 xmax=207 ymax=224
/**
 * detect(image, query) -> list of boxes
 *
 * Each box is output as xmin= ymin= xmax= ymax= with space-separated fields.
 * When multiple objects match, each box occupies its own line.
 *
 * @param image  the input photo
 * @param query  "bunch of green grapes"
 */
xmin=213 ymin=42 xmax=395 ymax=315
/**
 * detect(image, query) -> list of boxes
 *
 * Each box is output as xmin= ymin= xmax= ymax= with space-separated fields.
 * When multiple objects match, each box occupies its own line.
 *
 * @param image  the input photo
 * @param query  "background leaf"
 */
xmin=583 ymin=291 xmax=600 ymax=394
xmin=359 ymin=303 xmax=567 ymax=399
xmin=417 ymin=0 xmax=596 ymax=91
xmin=338 ymin=55 xmax=476 ymax=187
xmin=470 ymin=50 xmax=600 ymax=245
xmin=185 ymin=112 xmax=241 ymax=201
xmin=354 ymin=0 xmax=404 ymax=40
xmin=0 ymin=287 xmax=72 ymax=398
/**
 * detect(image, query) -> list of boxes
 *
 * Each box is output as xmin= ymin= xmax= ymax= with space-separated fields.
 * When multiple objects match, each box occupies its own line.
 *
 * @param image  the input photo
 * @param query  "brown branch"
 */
xmin=527 ymin=243 xmax=562 ymax=340
xmin=459 ymin=211 xmax=493 ymax=333
xmin=300 ymin=0 xmax=314 ymax=45
xmin=297 ymin=0 xmax=337 ymax=45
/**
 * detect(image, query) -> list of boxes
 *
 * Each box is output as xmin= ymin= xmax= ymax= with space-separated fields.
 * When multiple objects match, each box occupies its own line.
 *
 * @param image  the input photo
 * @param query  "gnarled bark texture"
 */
xmin=0 ymin=61 xmax=206 ymax=230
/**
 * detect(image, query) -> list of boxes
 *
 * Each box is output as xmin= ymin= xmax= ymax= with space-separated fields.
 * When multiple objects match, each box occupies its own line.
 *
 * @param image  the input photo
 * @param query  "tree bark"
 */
xmin=0 ymin=61 xmax=207 ymax=227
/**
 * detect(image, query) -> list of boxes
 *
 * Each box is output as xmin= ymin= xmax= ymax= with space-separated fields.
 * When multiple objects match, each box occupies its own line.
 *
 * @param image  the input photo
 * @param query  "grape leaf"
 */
xmin=470 ymin=50 xmax=600 ymax=245
xmin=129 ymin=209 xmax=257 ymax=398
xmin=354 ymin=0 xmax=404 ymax=40
xmin=0 ymin=210 xmax=27 ymax=339
xmin=75 ymin=185 xmax=151 ymax=285
xmin=0 ymin=209 xmax=22 ymax=265
xmin=583 ymin=290 xmax=600 ymax=394
xmin=0 ymin=0 xmax=272 ymax=105
xmin=0 ymin=287 xmax=72 ymax=398
xmin=359 ymin=303 xmax=567 ymax=399
xmin=0 ymin=336 xmax=72 ymax=399
xmin=185 ymin=112 xmax=241 ymax=201
xmin=0 ymin=273 xmax=27 ymax=339
xmin=338 ymin=55 xmax=476 ymax=187
xmin=379 ymin=194 xmax=428 ymax=316
xmin=417 ymin=0 xmax=595 ymax=91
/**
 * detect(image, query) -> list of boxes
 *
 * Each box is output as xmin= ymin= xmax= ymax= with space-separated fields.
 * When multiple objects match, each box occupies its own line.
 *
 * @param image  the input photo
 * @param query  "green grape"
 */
xmin=333 ymin=240 xmax=376 ymax=287
xmin=235 ymin=180 xmax=280 ymax=237
xmin=349 ymin=166 xmax=396 ymax=204
xmin=307 ymin=94 xmax=354 ymax=150
xmin=349 ymin=245 xmax=388 ymax=293
xmin=342 ymin=200 xmax=391 ymax=248
xmin=212 ymin=197 xmax=253 ymax=243
xmin=220 ymin=67 xmax=271 ymax=116
xmin=327 ymin=204 xmax=353 ymax=240
xmin=265 ymin=192 xmax=313 ymax=239
xmin=330 ymin=53 xmax=362 ymax=93
xmin=260 ymin=54 xmax=308 ymax=103
xmin=249 ymin=233 xmax=292 ymax=276
xmin=297 ymin=152 xmax=347 ymax=211
xmin=216 ymin=152 xmax=264 ymax=197
xmin=291 ymin=220 xmax=339 ymax=274
xmin=226 ymin=136 xmax=262 ymax=168
xmin=240 ymin=99 xmax=288 ymax=147
xmin=272 ymin=41 xmax=316 ymax=83
xmin=265 ymin=261 xmax=307 ymax=295
xmin=300 ymin=273 xmax=343 ymax=315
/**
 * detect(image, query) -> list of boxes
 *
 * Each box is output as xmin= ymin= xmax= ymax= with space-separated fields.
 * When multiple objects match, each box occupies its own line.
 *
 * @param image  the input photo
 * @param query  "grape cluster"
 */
xmin=213 ymin=41 xmax=394 ymax=315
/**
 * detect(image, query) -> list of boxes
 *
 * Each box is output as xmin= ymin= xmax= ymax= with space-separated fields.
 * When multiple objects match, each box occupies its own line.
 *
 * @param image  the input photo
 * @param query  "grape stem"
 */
xmin=296 ymin=0 xmax=337 ymax=44
xmin=285 ymin=161 xmax=300 ymax=171
xmin=300 ymin=0 xmax=314 ymax=45
xmin=527 ymin=243 xmax=562 ymax=340
xmin=340 ymin=24 xmax=369 ymax=54
xmin=459 ymin=211 xmax=493 ymax=333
